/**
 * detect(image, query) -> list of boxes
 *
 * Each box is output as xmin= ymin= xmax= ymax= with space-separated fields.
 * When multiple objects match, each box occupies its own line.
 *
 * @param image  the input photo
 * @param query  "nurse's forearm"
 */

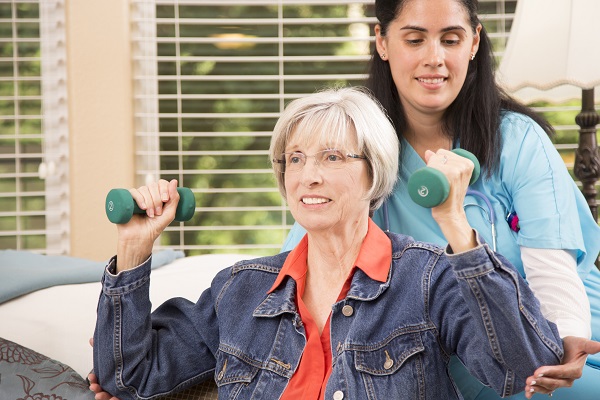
xmin=521 ymin=247 xmax=591 ymax=339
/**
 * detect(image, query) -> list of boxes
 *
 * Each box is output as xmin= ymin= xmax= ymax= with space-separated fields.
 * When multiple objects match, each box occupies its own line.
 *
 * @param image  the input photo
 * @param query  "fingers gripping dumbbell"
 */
xmin=407 ymin=149 xmax=481 ymax=208
xmin=105 ymin=187 xmax=196 ymax=224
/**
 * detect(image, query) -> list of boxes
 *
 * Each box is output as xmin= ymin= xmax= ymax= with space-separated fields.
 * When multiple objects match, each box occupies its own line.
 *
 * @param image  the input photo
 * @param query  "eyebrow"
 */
xmin=400 ymin=25 xmax=467 ymax=33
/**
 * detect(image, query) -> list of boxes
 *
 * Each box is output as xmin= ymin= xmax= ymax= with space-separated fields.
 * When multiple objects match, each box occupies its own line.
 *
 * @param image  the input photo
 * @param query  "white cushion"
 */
xmin=0 ymin=253 xmax=252 ymax=377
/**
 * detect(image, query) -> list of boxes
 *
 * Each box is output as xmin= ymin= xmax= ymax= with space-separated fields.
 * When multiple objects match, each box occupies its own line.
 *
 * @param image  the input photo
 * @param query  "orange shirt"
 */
xmin=269 ymin=219 xmax=392 ymax=400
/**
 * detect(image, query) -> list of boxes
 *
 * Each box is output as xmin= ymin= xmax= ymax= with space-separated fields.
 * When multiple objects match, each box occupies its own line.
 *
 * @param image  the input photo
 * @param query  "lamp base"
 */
xmin=573 ymin=88 xmax=600 ymax=269
xmin=574 ymin=88 xmax=600 ymax=221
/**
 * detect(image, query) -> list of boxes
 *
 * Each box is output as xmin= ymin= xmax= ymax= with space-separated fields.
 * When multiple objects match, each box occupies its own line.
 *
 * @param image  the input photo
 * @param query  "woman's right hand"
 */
xmin=115 ymin=179 xmax=180 ymax=272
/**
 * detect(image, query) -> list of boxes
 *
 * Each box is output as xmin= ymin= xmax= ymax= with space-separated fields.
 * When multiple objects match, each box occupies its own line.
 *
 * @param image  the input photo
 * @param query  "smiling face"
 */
xmin=376 ymin=0 xmax=481 ymax=118
xmin=283 ymin=126 xmax=371 ymax=235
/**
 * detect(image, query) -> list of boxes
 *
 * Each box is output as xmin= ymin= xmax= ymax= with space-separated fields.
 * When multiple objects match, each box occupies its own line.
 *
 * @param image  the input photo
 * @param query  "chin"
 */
xmin=420 ymin=100 xmax=453 ymax=114
xmin=297 ymin=217 xmax=336 ymax=233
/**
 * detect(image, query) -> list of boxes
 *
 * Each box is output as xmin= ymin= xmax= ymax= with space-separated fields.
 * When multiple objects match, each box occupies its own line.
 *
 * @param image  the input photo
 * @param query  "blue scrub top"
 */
xmin=282 ymin=112 xmax=600 ymax=280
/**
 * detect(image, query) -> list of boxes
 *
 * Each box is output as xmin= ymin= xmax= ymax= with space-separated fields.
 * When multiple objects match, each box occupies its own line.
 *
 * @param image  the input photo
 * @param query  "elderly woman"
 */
xmin=92 ymin=87 xmax=562 ymax=400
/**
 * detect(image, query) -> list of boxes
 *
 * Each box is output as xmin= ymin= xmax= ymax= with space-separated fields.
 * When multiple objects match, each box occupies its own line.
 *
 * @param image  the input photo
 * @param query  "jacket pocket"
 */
xmin=214 ymin=349 xmax=259 ymax=395
xmin=353 ymin=331 xmax=426 ymax=399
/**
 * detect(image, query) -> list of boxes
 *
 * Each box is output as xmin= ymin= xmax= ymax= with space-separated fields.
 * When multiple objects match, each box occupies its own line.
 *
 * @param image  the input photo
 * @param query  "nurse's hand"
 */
xmin=88 ymin=338 xmax=121 ymax=400
xmin=524 ymin=336 xmax=600 ymax=398
xmin=88 ymin=372 xmax=120 ymax=400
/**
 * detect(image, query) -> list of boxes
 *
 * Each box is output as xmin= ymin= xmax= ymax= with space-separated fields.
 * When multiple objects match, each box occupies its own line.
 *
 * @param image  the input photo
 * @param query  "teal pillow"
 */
xmin=0 ymin=249 xmax=184 ymax=304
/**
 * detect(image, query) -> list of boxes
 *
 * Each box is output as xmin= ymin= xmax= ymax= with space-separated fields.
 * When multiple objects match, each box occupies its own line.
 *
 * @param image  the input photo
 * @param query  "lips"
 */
xmin=301 ymin=197 xmax=331 ymax=205
xmin=417 ymin=77 xmax=446 ymax=84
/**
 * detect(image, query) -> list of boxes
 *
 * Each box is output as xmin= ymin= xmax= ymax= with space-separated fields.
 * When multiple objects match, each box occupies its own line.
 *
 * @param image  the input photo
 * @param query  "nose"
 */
xmin=425 ymin=42 xmax=443 ymax=67
xmin=299 ymin=156 xmax=323 ymax=187
xmin=301 ymin=153 xmax=325 ymax=170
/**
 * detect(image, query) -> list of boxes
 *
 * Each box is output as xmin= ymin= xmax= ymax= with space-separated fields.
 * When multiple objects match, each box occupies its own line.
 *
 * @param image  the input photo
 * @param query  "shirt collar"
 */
xmin=268 ymin=218 xmax=391 ymax=294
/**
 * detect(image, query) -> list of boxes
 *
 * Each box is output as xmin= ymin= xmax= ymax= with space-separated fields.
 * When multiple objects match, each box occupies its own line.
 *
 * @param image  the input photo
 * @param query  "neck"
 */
xmin=301 ymin=216 xmax=369 ymax=334
xmin=403 ymin=107 xmax=452 ymax=160
xmin=305 ymin=216 xmax=368 ymax=284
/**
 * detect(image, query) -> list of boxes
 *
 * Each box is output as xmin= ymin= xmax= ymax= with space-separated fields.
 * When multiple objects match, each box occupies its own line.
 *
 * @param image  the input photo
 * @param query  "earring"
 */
xmin=470 ymin=53 xmax=475 ymax=61
xmin=380 ymin=53 xmax=386 ymax=60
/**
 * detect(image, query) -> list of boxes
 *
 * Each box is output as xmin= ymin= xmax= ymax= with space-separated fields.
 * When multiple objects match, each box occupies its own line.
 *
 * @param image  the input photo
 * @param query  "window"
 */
xmin=131 ymin=0 xmax=376 ymax=255
xmin=0 ymin=0 xmax=69 ymax=255
xmin=130 ymin=0 xmax=597 ymax=256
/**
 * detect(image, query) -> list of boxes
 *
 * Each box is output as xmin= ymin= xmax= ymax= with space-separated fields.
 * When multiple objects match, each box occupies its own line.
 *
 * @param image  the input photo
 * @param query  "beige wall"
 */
xmin=66 ymin=0 xmax=134 ymax=260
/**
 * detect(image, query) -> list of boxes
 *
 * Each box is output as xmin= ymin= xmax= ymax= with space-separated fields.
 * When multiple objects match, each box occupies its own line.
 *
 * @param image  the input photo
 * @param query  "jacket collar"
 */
xmin=254 ymin=226 xmax=405 ymax=318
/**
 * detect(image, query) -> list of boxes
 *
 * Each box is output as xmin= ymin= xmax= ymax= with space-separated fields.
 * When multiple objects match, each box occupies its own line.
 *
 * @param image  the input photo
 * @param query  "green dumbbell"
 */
xmin=407 ymin=149 xmax=480 ymax=208
xmin=105 ymin=187 xmax=196 ymax=224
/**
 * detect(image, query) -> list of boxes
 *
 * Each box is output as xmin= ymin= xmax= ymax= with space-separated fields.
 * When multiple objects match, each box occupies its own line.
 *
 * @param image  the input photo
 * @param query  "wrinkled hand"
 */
xmin=88 ymin=338 xmax=121 ymax=400
xmin=524 ymin=336 xmax=600 ymax=398
xmin=424 ymin=149 xmax=474 ymax=218
xmin=425 ymin=149 xmax=477 ymax=254
xmin=118 ymin=179 xmax=180 ymax=242
xmin=116 ymin=178 xmax=181 ymax=272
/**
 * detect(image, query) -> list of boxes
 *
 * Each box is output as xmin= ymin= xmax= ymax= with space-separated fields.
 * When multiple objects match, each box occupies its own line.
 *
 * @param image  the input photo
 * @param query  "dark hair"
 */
xmin=366 ymin=0 xmax=555 ymax=176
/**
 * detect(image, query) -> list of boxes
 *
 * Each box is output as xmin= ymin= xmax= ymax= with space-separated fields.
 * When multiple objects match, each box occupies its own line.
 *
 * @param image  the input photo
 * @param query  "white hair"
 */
xmin=269 ymin=86 xmax=399 ymax=211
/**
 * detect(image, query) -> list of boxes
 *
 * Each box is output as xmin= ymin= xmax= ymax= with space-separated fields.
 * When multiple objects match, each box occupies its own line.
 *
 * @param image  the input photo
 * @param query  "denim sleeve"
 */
xmin=93 ymin=256 xmax=222 ymax=400
xmin=429 ymin=233 xmax=564 ymax=397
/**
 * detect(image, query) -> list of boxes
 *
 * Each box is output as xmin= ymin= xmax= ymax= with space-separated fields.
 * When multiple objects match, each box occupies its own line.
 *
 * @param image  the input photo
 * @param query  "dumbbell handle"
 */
xmin=407 ymin=149 xmax=480 ymax=208
xmin=105 ymin=187 xmax=196 ymax=224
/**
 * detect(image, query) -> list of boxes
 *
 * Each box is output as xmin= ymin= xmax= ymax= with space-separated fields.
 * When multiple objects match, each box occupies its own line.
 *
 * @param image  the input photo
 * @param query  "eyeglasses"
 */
xmin=273 ymin=149 xmax=366 ymax=173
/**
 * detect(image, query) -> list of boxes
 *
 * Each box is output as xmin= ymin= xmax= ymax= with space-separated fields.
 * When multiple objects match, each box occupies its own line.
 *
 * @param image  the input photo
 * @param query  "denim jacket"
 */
xmin=93 ymin=231 xmax=563 ymax=400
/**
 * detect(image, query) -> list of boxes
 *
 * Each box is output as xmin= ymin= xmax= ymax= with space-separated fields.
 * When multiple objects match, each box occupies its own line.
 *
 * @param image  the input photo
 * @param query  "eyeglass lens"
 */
xmin=283 ymin=149 xmax=348 ymax=171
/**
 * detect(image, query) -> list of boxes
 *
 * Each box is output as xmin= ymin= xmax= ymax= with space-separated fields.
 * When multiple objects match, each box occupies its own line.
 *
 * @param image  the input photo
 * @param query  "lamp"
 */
xmin=497 ymin=0 xmax=600 ymax=222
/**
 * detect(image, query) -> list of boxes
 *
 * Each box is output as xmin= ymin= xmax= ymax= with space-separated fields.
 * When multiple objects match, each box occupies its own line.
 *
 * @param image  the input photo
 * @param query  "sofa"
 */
xmin=0 ymin=250 xmax=250 ymax=399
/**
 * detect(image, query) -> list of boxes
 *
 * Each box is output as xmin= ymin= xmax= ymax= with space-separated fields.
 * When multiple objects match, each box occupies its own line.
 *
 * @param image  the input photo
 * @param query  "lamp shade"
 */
xmin=497 ymin=0 xmax=600 ymax=103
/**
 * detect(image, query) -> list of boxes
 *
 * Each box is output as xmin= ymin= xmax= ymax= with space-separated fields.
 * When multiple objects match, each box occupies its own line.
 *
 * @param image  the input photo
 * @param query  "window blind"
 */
xmin=0 ymin=0 xmax=69 ymax=255
xmin=131 ymin=0 xmax=377 ymax=256
xmin=130 ymin=0 xmax=597 ymax=256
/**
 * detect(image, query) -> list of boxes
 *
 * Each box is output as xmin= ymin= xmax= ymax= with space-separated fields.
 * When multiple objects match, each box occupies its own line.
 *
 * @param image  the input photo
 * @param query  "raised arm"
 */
xmin=93 ymin=257 xmax=222 ymax=399
xmin=430 ymin=239 xmax=563 ymax=397
xmin=93 ymin=179 xmax=219 ymax=399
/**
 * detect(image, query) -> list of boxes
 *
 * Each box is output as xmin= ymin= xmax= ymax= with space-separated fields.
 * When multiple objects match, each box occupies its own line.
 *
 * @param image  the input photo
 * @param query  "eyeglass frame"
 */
xmin=272 ymin=149 xmax=367 ymax=174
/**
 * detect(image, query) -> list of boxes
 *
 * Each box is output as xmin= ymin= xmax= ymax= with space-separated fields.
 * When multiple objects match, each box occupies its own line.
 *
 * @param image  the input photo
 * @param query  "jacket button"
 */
xmin=333 ymin=390 xmax=344 ymax=400
xmin=384 ymin=358 xmax=394 ymax=370
xmin=342 ymin=305 xmax=354 ymax=317
xmin=384 ymin=350 xmax=394 ymax=370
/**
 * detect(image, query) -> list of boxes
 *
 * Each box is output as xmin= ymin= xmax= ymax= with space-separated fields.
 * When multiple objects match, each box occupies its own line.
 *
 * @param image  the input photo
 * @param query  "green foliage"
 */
xmin=0 ymin=1 xmax=46 ymax=251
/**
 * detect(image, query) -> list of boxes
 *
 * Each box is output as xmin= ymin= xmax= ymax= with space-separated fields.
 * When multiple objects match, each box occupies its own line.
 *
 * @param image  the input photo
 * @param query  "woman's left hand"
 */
xmin=524 ymin=336 xmax=600 ymax=398
xmin=425 ymin=149 xmax=477 ymax=253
